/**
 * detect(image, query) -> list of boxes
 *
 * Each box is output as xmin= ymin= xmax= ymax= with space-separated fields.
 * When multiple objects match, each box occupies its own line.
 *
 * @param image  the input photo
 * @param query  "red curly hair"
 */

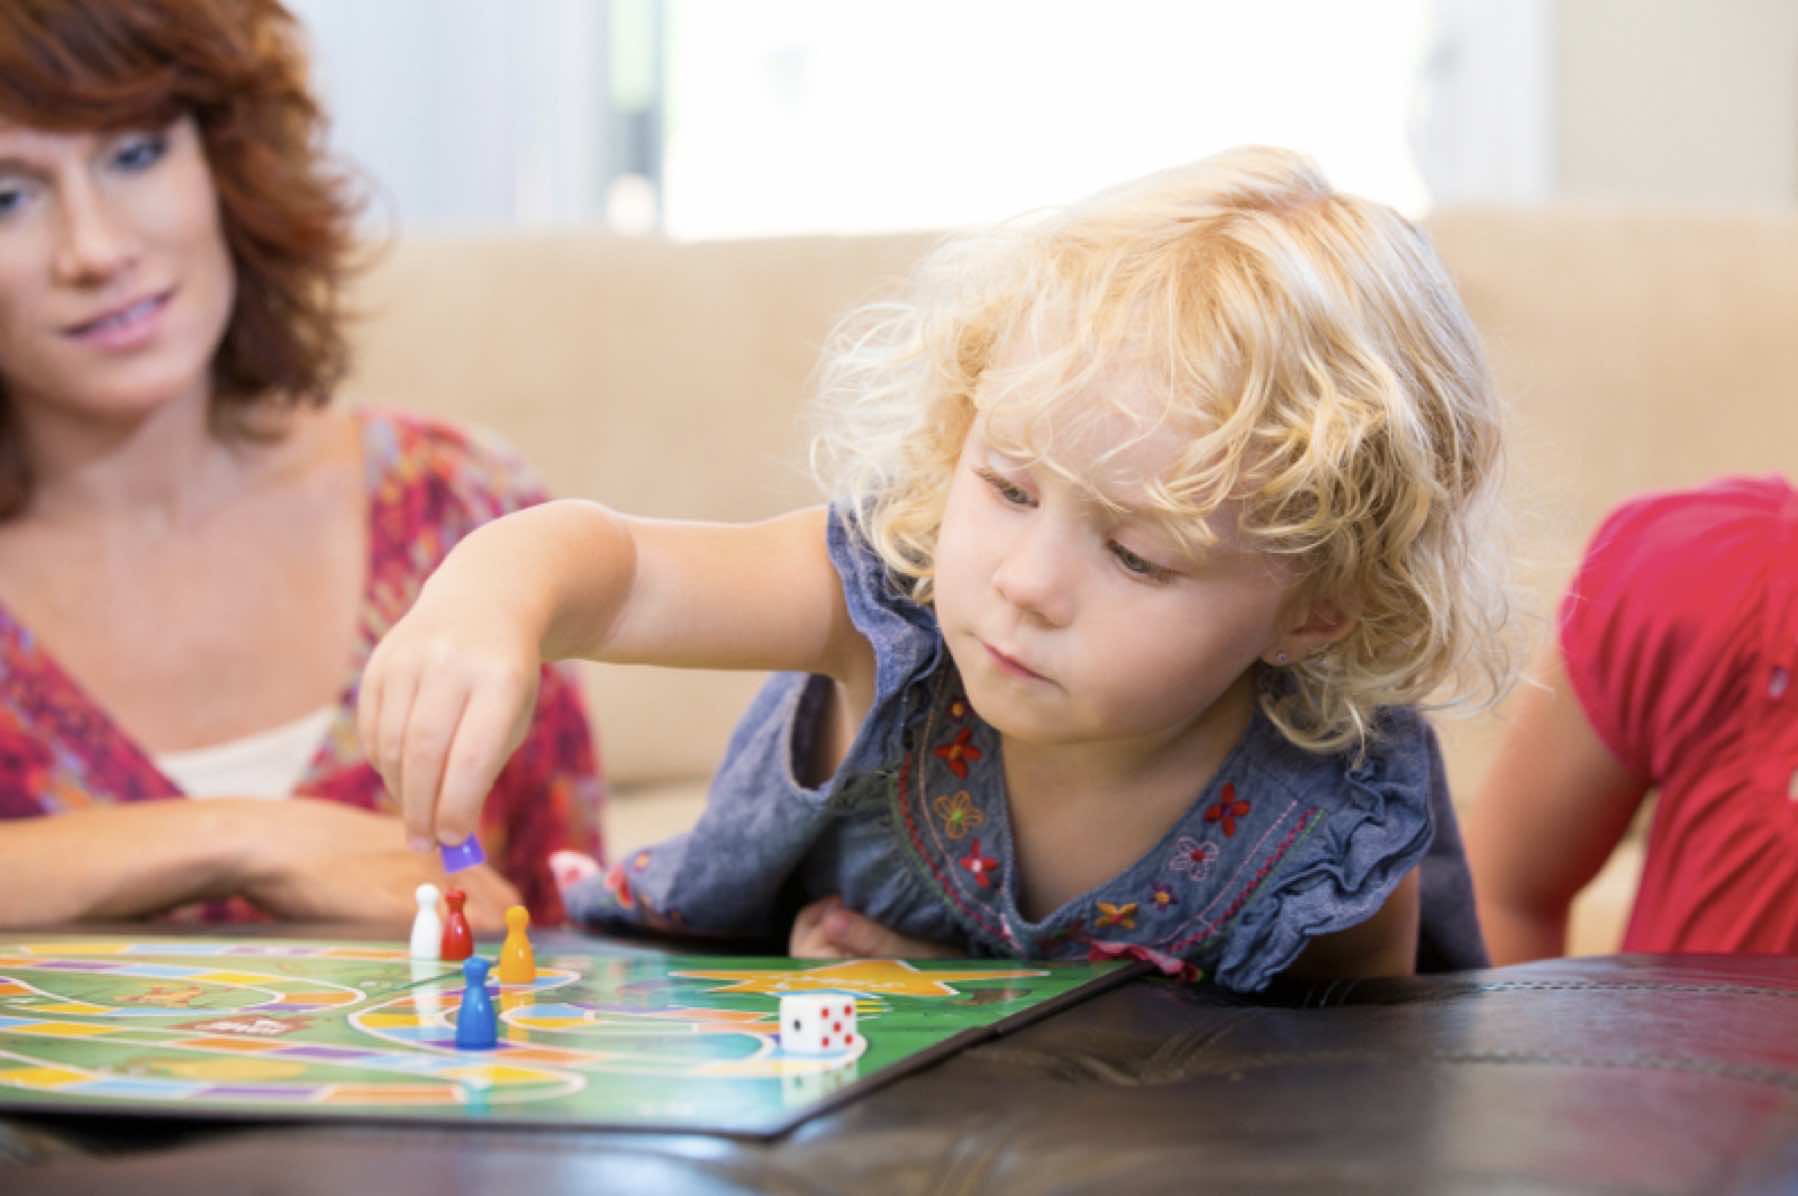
xmin=0 ymin=0 xmax=363 ymax=517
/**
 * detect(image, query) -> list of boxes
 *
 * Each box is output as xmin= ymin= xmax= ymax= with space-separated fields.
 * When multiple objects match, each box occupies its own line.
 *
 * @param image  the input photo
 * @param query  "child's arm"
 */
xmin=1282 ymin=868 xmax=1421 ymax=981
xmin=357 ymin=502 xmax=871 ymax=853
xmin=1464 ymin=643 xmax=1648 ymax=964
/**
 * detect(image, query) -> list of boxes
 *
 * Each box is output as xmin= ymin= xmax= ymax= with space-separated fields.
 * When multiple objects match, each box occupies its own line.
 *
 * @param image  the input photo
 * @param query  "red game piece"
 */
xmin=440 ymin=887 xmax=474 ymax=962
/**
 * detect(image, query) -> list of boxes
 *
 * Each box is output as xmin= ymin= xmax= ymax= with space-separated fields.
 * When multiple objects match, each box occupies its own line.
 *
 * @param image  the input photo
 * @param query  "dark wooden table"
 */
xmin=3 ymin=941 xmax=1795 ymax=1195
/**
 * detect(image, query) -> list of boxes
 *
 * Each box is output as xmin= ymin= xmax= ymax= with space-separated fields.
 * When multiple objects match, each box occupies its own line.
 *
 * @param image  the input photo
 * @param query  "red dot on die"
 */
xmin=832 ymin=1021 xmax=842 ymax=1032
xmin=821 ymin=1037 xmax=832 ymax=1047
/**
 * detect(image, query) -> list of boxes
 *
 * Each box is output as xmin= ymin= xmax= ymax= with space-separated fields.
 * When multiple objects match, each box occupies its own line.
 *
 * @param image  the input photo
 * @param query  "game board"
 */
xmin=0 ymin=934 xmax=1135 ymax=1137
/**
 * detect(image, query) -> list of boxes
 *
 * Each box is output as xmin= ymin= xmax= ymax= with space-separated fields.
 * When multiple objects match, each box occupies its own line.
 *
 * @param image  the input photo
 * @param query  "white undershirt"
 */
xmin=153 ymin=706 xmax=337 ymax=799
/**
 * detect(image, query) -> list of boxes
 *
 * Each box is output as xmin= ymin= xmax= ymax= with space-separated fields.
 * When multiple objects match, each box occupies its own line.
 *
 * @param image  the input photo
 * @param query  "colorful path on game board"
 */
xmin=0 ymin=942 xmax=972 ymax=1110
xmin=0 ymin=941 xmax=580 ymax=1106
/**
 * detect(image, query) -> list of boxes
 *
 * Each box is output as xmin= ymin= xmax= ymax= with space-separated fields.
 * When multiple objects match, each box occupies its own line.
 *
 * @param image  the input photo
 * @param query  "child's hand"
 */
xmin=356 ymin=577 xmax=542 ymax=853
xmin=789 ymin=895 xmax=959 ymax=959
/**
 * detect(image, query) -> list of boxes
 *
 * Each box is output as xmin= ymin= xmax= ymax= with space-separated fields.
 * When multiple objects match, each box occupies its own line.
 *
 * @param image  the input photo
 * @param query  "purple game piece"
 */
xmin=438 ymin=835 xmax=485 ymax=873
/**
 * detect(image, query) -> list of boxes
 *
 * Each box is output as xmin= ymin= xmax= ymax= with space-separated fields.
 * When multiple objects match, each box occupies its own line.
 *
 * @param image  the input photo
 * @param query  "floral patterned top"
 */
xmin=567 ymin=508 xmax=1483 ymax=991
xmin=0 ymin=409 xmax=604 ymax=925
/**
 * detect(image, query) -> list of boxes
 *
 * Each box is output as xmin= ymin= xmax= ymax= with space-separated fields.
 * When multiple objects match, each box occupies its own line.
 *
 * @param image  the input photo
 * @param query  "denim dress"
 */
xmin=567 ymin=508 xmax=1487 ymax=991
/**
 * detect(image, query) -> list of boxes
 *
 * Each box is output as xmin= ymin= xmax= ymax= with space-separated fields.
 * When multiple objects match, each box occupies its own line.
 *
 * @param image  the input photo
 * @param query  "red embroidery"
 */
xmin=933 ymin=726 xmax=982 ymax=779
xmin=1204 ymin=781 xmax=1251 ymax=837
xmin=959 ymin=837 xmax=1000 ymax=888
xmin=606 ymin=864 xmax=633 ymax=907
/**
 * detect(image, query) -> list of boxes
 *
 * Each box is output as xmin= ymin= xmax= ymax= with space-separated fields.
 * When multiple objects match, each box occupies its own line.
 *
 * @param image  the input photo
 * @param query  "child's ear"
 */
xmin=1261 ymin=597 xmax=1358 ymax=667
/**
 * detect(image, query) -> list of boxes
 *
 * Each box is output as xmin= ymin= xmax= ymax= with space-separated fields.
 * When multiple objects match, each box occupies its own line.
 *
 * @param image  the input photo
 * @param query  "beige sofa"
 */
xmin=341 ymin=207 xmax=1798 ymax=954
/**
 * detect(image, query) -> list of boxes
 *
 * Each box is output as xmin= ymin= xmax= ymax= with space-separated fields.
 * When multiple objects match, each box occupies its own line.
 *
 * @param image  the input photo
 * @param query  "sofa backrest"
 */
xmin=341 ymin=207 xmax=1798 ymax=800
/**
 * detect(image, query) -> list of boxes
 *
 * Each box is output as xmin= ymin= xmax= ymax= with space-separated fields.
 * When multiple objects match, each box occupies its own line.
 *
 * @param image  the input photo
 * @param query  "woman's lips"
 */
xmin=65 ymin=290 xmax=171 ymax=350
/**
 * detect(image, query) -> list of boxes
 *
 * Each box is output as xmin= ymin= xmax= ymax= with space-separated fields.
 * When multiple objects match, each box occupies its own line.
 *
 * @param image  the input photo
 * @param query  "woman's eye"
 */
xmin=0 ymin=186 xmax=21 ymax=218
xmin=112 ymin=133 xmax=168 ymax=173
xmin=1110 ymin=541 xmax=1171 ymax=580
xmin=977 ymin=468 xmax=1032 ymax=507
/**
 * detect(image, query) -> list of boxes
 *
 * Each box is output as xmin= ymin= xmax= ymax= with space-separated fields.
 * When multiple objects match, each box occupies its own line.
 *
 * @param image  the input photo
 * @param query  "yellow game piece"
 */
xmin=497 ymin=904 xmax=535 ymax=985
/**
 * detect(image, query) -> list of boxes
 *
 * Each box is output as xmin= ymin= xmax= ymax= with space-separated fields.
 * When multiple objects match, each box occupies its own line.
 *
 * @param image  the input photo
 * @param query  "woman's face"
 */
xmin=0 ymin=114 xmax=235 ymax=423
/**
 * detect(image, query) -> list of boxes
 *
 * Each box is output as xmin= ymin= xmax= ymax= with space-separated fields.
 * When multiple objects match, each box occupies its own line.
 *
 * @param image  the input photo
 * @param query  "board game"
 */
xmin=0 ymin=934 xmax=1134 ymax=1137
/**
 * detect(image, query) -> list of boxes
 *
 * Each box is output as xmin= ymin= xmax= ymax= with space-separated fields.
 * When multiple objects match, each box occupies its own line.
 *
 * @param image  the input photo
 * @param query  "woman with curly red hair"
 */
xmin=0 ymin=0 xmax=604 ymax=930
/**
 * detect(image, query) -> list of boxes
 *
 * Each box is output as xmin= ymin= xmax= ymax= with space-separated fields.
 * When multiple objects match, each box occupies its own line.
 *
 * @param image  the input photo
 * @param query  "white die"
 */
xmin=780 ymin=990 xmax=858 ymax=1055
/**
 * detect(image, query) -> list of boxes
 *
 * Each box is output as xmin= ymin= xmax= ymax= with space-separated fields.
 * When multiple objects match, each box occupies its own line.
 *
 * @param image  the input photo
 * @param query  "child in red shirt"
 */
xmin=1469 ymin=475 xmax=1798 ymax=960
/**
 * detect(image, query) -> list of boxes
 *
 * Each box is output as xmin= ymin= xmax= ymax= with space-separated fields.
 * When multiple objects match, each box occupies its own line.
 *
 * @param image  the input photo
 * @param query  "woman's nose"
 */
xmin=52 ymin=179 xmax=138 ymax=285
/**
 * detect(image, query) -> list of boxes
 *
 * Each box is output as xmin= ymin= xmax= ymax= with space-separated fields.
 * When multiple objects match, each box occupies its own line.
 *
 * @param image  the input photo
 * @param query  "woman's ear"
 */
xmin=1262 ymin=596 xmax=1358 ymax=667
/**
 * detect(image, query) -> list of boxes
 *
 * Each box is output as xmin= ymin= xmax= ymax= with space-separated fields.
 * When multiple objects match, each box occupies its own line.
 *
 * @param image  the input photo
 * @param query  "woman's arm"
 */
xmin=1463 ymin=643 xmax=1648 ymax=964
xmin=359 ymin=502 xmax=872 ymax=852
xmin=0 ymin=799 xmax=520 ymax=930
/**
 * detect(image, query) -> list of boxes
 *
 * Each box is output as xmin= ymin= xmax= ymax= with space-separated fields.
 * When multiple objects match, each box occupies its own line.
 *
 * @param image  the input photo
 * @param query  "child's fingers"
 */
xmin=822 ymin=906 xmax=955 ymax=959
xmin=372 ymin=661 xmax=422 ymax=816
xmin=434 ymin=680 xmax=529 ymax=846
xmin=397 ymin=679 xmax=470 ymax=848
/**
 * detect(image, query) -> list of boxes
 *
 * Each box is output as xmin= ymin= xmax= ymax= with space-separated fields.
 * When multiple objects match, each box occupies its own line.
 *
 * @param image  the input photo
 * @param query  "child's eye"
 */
xmin=976 ymin=468 xmax=1033 ymax=507
xmin=0 ymin=185 xmax=22 ymax=219
xmin=111 ymin=133 xmax=169 ymax=173
xmin=1109 ymin=540 xmax=1172 ymax=581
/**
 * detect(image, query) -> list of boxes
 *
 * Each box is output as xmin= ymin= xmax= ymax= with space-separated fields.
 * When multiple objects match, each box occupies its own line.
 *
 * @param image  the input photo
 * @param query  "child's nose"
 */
xmin=991 ymin=523 xmax=1074 ymax=626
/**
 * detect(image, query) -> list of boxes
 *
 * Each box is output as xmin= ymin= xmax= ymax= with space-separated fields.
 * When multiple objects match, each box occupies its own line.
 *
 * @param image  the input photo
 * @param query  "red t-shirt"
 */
xmin=1561 ymin=474 xmax=1798 ymax=954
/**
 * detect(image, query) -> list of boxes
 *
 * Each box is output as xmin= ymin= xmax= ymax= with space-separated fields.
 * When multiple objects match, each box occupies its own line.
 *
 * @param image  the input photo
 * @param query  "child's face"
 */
xmin=932 ymin=401 xmax=1301 ymax=756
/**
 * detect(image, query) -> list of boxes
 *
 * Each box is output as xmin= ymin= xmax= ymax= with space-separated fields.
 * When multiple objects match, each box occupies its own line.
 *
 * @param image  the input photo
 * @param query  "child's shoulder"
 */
xmin=824 ymin=505 xmax=944 ymax=696
xmin=1195 ymin=706 xmax=1451 ymax=991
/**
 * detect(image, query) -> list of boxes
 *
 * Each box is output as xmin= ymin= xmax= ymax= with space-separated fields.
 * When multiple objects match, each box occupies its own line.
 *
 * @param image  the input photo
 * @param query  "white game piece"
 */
xmin=779 ymin=990 xmax=858 ymax=1055
xmin=409 ymin=882 xmax=443 ymax=960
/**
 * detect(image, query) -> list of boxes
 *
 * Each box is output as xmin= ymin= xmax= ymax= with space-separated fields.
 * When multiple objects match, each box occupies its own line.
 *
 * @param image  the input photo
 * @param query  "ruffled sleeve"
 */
xmin=565 ymin=505 xmax=941 ymax=941
xmin=1208 ymin=708 xmax=1476 ymax=991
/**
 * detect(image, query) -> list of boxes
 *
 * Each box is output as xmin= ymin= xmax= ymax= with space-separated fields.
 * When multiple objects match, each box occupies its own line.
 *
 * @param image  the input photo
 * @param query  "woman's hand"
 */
xmin=244 ymin=799 xmax=521 ymax=931
xmin=789 ymin=895 xmax=959 ymax=959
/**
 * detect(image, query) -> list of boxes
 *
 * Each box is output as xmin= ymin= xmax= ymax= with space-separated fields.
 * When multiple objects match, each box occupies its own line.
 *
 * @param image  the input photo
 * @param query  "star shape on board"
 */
xmin=672 ymin=958 xmax=1046 ymax=998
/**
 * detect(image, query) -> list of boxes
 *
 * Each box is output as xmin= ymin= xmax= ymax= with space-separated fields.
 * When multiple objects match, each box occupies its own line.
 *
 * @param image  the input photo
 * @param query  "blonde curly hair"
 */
xmin=810 ymin=146 xmax=1514 ymax=754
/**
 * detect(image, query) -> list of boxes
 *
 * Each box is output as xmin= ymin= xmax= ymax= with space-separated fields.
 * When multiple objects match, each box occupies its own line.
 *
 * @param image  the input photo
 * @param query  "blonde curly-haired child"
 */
xmin=359 ymin=147 xmax=1513 ymax=990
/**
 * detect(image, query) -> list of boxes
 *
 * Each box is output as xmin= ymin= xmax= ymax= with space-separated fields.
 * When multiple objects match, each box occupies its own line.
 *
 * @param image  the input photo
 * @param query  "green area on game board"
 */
xmin=0 ymin=935 xmax=1130 ymax=1135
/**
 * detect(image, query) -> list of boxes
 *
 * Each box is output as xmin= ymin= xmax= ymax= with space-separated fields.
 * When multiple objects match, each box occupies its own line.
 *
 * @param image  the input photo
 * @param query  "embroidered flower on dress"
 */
xmin=1204 ymin=781 xmax=1251 ymax=837
xmin=632 ymin=851 xmax=652 ymax=871
xmin=947 ymin=695 xmax=970 ymax=720
xmin=959 ymin=838 xmax=999 ymax=888
xmin=1149 ymin=884 xmax=1177 ymax=910
xmin=1168 ymin=836 xmax=1218 ymax=879
xmin=933 ymin=726 xmax=982 ymax=779
xmin=932 ymin=789 xmax=986 ymax=840
xmin=1095 ymin=901 xmax=1138 ymax=929
xmin=605 ymin=864 xmax=633 ymax=907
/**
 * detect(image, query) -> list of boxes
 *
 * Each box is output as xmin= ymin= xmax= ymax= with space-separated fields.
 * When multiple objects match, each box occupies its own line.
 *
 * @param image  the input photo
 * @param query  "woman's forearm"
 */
xmin=0 ymin=801 xmax=260 ymax=927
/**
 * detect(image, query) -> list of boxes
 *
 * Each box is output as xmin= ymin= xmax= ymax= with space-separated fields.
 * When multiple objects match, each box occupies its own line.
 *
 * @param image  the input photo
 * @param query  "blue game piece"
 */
xmin=439 ymin=835 xmax=485 ymax=873
xmin=454 ymin=957 xmax=498 ymax=1050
